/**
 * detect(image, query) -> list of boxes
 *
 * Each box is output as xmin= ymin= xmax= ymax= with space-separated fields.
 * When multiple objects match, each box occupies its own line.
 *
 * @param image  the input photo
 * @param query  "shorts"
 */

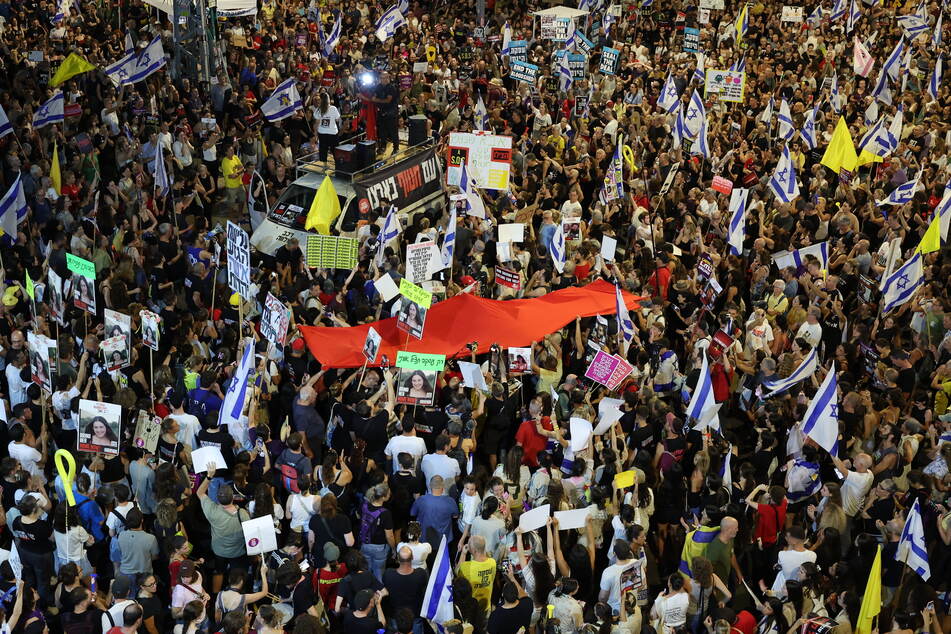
xmin=224 ymin=186 xmax=244 ymax=207
xmin=212 ymin=552 xmax=249 ymax=574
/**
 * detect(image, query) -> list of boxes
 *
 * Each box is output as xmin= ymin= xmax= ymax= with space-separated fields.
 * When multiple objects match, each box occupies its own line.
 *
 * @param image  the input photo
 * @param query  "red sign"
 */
xmin=495 ymin=266 xmax=521 ymax=290
xmin=64 ymin=103 xmax=82 ymax=118
xmin=712 ymin=175 xmax=733 ymax=195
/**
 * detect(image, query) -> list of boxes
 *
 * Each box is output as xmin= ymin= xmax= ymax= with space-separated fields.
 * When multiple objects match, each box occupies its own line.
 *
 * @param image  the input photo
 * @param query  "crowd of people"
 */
xmin=0 ymin=0 xmax=950 ymax=633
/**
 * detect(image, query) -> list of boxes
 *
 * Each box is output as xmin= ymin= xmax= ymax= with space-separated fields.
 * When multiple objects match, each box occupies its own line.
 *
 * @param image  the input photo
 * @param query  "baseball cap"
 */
xmin=353 ymin=588 xmax=375 ymax=611
xmin=323 ymin=542 xmax=340 ymax=563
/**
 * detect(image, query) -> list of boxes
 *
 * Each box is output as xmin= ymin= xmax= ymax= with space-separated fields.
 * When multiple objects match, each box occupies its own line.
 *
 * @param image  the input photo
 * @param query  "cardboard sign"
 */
xmin=396 ymin=298 xmax=428 ymax=340
xmin=66 ymin=253 xmax=96 ymax=280
xmin=704 ymin=69 xmax=747 ymax=102
xmin=570 ymin=417 xmax=593 ymax=452
xmin=226 ymin=221 xmax=251 ymax=299
xmin=601 ymin=235 xmax=617 ymax=261
xmin=584 ymin=350 xmax=621 ymax=385
xmin=712 ymin=175 xmax=734 ymax=194
xmin=496 ymin=266 xmax=521 ymax=290
xmin=396 ymin=367 xmax=437 ymax=405
xmin=133 ymin=410 xmax=161 ymax=453
xmin=554 ymin=506 xmax=593 ymax=530
xmin=781 ymin=5 xmax=804 ymax=21
xmin=363 ymin=327 xmax=382 ymax=363
xmin=242 ymin=515 xmax=278 ymax=555
xmin=575 ymin=32 xmax=594 ymax=56
xmin=568 ymin=53 xmax=587 ymax=80
xmin=412 ymin=61 xmax=428 ymax=73
xmin=540 ymin=15 xmax=572 ymax=40
xmin=683 ymin=27 xmax=700 ymax=53
xmin=614 ymin=470 xmax=637 ymax=488
xmin=261 ymin=293 xmax=290 ymax=346
xmin=508 ymin=347 xmax=532 ymax=375
xmin=447 ymin=132 xmax=513 ymax=191
xmin=510 ymin=60 xmax=539 ymax=83
xmin=104 ymin=309 xmax=132 ymax=365
xmin=305 ymin=235 xmax=359 ymax=269
xmin=458 ymin=361 xmax=489 ymax=391
xmin=599 ymin=47 xmax=620 ymax=75
xmin=140 ymin=310 xmax=161 ymax=351
xmin=396 ymin=350 xmax=446 ymax=371
xmin=374 ymin=274 xmax=401 ymax=302
xmin=519 ymin=504 xmax=550 ymax=532
xmin=698 ymin=7 xmax=710 ymax=23
xmin=699 ymin=0 xmax=724 ymax=8
xmin=399 ymin=277 xmax=433 ymax=308
xmin=191 ymin=446 xmax=228 ymax=472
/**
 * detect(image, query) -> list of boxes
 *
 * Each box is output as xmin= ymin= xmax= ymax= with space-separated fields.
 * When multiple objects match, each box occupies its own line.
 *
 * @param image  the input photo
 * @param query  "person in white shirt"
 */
xmin=794 ymin=307 xmax=823 ymax=348
xmin=832 ymin=452 xmax=874 ymax=517
xmin=599 ymin=540 xmax=641 ymax=614
xmin=314 ymin=92 xmax=342 ymax=163
xmin=420 ymin=434 xmax=461 ymax=488
xmin=168 ymin=394 xmax=201 ymax=449
xmin=8 ymin=423 xmax=43 ymax=477
xmin=383 ymin=419 xmax=427 ymax=473
xmin=5 ymin=351 xmax=29 ymax=409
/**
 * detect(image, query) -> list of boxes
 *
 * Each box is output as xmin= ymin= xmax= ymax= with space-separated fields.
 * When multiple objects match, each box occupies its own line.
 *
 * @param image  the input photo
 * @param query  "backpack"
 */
xmin=277 ymin=452 xmax=308 ymax=493
xmin=358 ymin=500 xmax=385 ymax=546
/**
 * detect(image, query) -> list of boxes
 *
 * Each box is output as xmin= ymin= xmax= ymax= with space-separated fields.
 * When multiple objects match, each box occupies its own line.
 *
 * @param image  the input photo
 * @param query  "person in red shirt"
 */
xmin=648 ymin=252 xmax=672 ymax=300
xmin=313 ymin=542 xmax=348 ymax=614
xmin=514 ymin=413 xmax=553 ymax=468
xmin=745 ymin=484 xmax=789 ymax=581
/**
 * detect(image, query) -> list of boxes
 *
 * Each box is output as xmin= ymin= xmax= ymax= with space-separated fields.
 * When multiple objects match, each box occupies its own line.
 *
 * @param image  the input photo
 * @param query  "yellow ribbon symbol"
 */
xmin=55 ymin=449 xmax=77 ymax=506
xmin=622 ymin=145 xmax=637 ymax=173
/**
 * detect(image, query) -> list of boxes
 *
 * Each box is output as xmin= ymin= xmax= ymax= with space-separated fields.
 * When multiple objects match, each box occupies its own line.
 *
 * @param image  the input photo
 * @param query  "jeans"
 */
xmin=361 ymin=542 xmax=390 ymax=582
xmin=18 ymin=548 xmax=54 ymax=605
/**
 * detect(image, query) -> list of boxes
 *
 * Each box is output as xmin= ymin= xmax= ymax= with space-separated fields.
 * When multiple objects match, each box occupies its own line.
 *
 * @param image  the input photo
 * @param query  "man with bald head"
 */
xmin=706 ymin=517 xmax=744 ymax=584
xmin=382 ymin=545 xmax=427 ymax=622
xmin=833 ymin=452 xmax=874 ymax=548
xmin=293 ymin=372 xmax=325 ymax=462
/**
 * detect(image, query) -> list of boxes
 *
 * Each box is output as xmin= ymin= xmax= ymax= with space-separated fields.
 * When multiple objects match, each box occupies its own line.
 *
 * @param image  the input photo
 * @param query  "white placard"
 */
xmin=698 ymin=7 xmax=710 ymax=23
xmin=781 ymin=5 xmax=803 ymax=22
xmin=569 ymin=417 xmax=593 ymax=452
xmin=191 ymin=446 xmax=228 ymax=473
xmin=498 ymin=223 xmax=525 ymax=243
xmin=458 ymin=361 xmax=489 ymax=391
xmin=374 ymin=274 xmax=400 ymax=302
xmin=593 ymin=406 xmax=623 ymax=435
xmin=496 ymin=242 xmax=512 ymax=262
xmin=699 ymin=0 xmax=724 ymax=8
xmin=412 ymin=62 xmax=429 ymax=73
xmin=519 ymin=503 xmax=550 ymax=532
xmin=406 ymin=241 xmax=440 ymax=284
xmin=227 ymin=221 xmax=251 ymax=299
xmin=554 ymin=506 xmax=593 ymax=530
xmin=242 ymin=515 xmax=278 ymax=555
xmin=601 ymin=235 xmax=617 ymax=261
xmin=598 ymin=397 xmax=624 ymax=417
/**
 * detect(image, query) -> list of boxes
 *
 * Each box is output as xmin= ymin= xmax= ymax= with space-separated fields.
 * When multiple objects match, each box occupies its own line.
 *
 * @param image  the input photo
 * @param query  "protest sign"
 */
xmin=781 ymin=5 xmax=803 ymax=21
xmin=305 ymin=235 xmax=359 ymax=269
xmin=191 ymin=446 xmax=228 ymax=472
xmin=600 ymin=47 xmax=620 ymax=75
xmin=601 ymin=236 xmax=617 ymax=261
xmin=540 ymin=15 xmax=572 ymax=40
xmin=242 ymin=515 xmax=279 ymax=555
xmin=69 ymin=257 xmax=97 ymax=315
xmin=27 ymin=333 xmax=53 ymax=393
xmin=699 ymin=7 xmax=710 ymax=23
xmin=227 ymin=221 xmax=251 ymax=299
xmin=399 ymin=277 xmax=433 ymax=309
xmin=568 ymin=53 xmax=587 ymax=80
xmin=554 ymin=506 xmax=593 ymax=530
xmin=66 ymin=253 xmax=96 ymax=280
xmin=574 ymin=94 xmax=589 ymax=116
xmin=412 ymin=61 xmax=428 ymax=73
xmin=614 ymin=470 xmax=637 ymax=488
xmin=508 ymin=40 xmax=528 ymax=62
xmin=101 ymin=335 xmax=128 ymax=372
xmin=78 ymin=400 xmax=121 ymax=455
xmin=498 ymin=223 xmax=525 ymax=243
xmin=447 ymin=132 xmax=513 ymax=191
xmin=374 ymin=274 xmax=400 ymax=301
xmin=261 ymin=293 xmax=290 ymax=345
xmin=570 ymin=417 xmax=593 ymax=452
xmin=104 ymin=309 xmax=132 ymax=364
xmin=509 ymin=60 xmax=539 ymax=83
xmin=704 ymin=69 xmax=747 ymax=102
xmin=396 ymin=367 xmax=437 ymax=405
xmin=405 ymin=241 xmax=440 ymax=284
xmin=140 ymin=310 xmax=161 ymax=351
xmin=519 ymin=504 xmax=550 ymax=532
xmin=133 ymin=410 xmax=161 ymax=453
xmin=683 ymin=27 xmax=700 ymax=52
xmin=699 ymin=0 xmax=724 ymax=8
xmin=396 ymin=351 xmax=446 ymax=371
xmin=575 ymin=32 xmax=594 ymax=56
xmin=606 ymin=355 xmax=635 ymax=391
xmin=363 ymin=327 xmax=382 ymax=363
xmin=458 ymin=361 xmax=489 ymax=391
xmin=46 ymin=269 xmax=66 ymax=325
xmin=496 ymin=266 xmax=521 ymax=290
xmin=712 ymin=175 xmax=734 ymax=194
xmin=397 ymin=298 xmax=428 ymax=340
xmin=585 ymin=350 xmax=621 ymax=385
xmin=508 ymin=347 xmax=531 ymax=374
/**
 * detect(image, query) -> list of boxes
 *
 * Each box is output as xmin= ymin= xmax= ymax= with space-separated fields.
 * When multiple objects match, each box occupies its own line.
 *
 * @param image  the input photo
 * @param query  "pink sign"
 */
xmin=584 ymin=351 xmax=621 ymax=385
xmin=711 ymin=175 xmax=733 ymax=195
xmin=606 ymin=355 xmax=635 ymax=391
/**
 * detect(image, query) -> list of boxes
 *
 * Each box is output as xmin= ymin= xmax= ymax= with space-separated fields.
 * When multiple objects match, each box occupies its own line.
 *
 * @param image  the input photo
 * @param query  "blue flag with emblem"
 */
xmin=219 ymin=338 xmax=255 ymax=442
xmin=422 ymin=535 xmax=454 ymax=625
xmin=830 ymin=0 xmax=845 ymax=20
xmin=558 ymin=53 xmax=574 ymax=92
xmin=769 ymin=145 xmax=800 ymax=203
xmin=32 ymin=92 xmax=65 ymax=130
xmin=778 ymin=98 xmax=795 ymax=141
xmin=441 ymin=207 xmax=457 ymax=268
xmin=551 ymin=221 xmax=566 ymax=273
xmin=686 ymin=352 xmax=720 ymax=432
xmin=672 ymin=103 xmax=688 ymax=149
xmin=154 ymin=141 xmax=170 ymax=197
xmin=690 ymin=116 xmax=710 ymax=159
xmin=800 ymin=105 xmax=819 ymax=150
xmin=807 ymin=4 xmax=823 ymax=25
xmin=323 ymin=12 xmax=342 ymax=56
xmin=802 ymin=363 xmax=840 ymax=456
xmin=375 ymin=3 xmax=407 ymax=41
xmin=881 ymin=252 xmax=923 ymax=314
xmin=883 ymin=38 xmax=905 ymax=82
xmin=657 ymin=72 xmax=681 ymax=113
xmin=762 ymin=348 xmax=819 ymax=398
xmin=897 ymin=498 xmax=931 ymax=580
xmin=934 ymin=12 xmax=943 ymax=47
xmin=877 ymin=177 xmax=919 ymax=208
xmin=0 ymin=104 xmax=12 ymax=139
xmin=376 ymin=205 xmax=402 ymax=267
xmin=0 ymin=174 xmax=27 ymax=243
xmin=727 ymin=188 xmax=748 ymax=256
xmin=929 ymin=55 xmax=942 ymax=101
xmin=684 ymin=89 xmax=705 ymax=139
xmin=615 ymin=283 xmax=635 ymax=348
xmin=126 ymin=36 xmax=166 ymax=84
xmin=261 ymin=78 xmax=303 ymax=122
xmin=846 ymin=0 xmax=861 ymax=33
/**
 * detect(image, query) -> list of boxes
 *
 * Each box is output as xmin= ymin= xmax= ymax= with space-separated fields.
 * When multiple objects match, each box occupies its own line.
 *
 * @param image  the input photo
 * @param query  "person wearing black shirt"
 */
xmin=372 ymin=72 xmax=400 ymax=155
xmin=486 ymin=578 xmax=533 ymax=634
xmin=12 ymin=496 xmax=55 ymax=605
xmin=336 ymin=551 xmax=383 ymax=611
xmin=341 ymin=588 xmax=386 ymax=634
xmin=275 ymin=238 xmax=303 ymax=287
xmin=60 ymin=586 xmax=103 ymax=634
xmin=275 ymin=561 xmax=319 ymax=629
xmin=382 ymin=546 xmax=427 ymax=618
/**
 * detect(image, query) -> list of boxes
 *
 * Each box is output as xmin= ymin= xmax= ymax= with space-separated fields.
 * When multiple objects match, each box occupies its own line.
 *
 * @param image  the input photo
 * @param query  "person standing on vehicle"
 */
xmin=314 ymin=93 xmax=342 ymax=163
xmin=372 ymin=72 xmax=400 ymax=157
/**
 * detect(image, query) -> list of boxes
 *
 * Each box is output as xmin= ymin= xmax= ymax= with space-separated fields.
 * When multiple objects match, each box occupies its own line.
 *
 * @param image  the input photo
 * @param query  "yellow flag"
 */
xmin=50 ymin=52 xmax=97 ymax=88
xmin=917 ymin=214 xmax=942 ymax=254
xmin=820 ymin=117 xmax=859 ymax=175
xmin=735 ymin=4 xmax=748 ymax=44
xmin=304 ymin=175 xmax=342 ymax=235
xmin=856 ymin=149 xmax=883 ymax=167
xmin=856 ymin=545 xmax=881 ymax=634
xmin=51 ymin=142 xmax=62 ymax=196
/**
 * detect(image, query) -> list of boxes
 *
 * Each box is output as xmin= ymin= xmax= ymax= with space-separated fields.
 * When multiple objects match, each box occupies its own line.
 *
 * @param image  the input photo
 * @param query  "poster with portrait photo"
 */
xmin=104 ymin=309 xmax=132 ymax=365
xmin=78 ymin=399 xmax=121 ymax=455
xmin=396 ymin=299 xmax=427 ymax=340
xmin=27 ymin=332 xmax=53 ymax=393
xmin=71 ymin=273 xmax=96 ymax=315
xmin=363 ymin=326 xmax=382 ymax=363
xmin=396 ymin=368 xmax=437 ymax=406
xmin=101 ymin=335 xmax=128 ymax=372
xmin=507 ymin=347 xmax=532 ymax=375
xmin=562 ymin=218 xmax=581 ymax=242
xmin=140 ymin=310 xmax=161 ymax=351
xmin=46 ymin=269 xmax=66 ymax=325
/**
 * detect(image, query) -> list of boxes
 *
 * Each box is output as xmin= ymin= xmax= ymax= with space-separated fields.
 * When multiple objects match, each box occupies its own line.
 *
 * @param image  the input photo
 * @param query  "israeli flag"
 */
xmin=878 ymin=177 xmax=919 ymax=207
xmin=777 ymin=98 xmax=795 ymax=141
xmin=440 ymin=207 xmax=457 ymax=268
xmin=830 ymin=0 xmax=845 ymax=21
xmin=762 ymin=348 xmax=819 ymax=398
xmin=0 ymin=174 xmax=28 ymax=242
xmin=154 ymin=141 xmax=170 ymax=197
xmin=884 ymin=106 xmax=903 ymax=155
xmin=720 ymin=446 xmax=733 ymax=490
xmin=929 ymin=55 xmax=942 ymax=101
xmin=261 ymin=78 xmax=303 ymax=122
xmin=872 ymin=67 xmax=892 ymax=105
xmin=558 ymin=54 xmax=573 ymax=93
xmin=125 ymin=32 xmax=134 ymax=55
xmin=323 ymin=12 xmax=342 ymax=56
xmin=672 ymin=104 xmax=688 ymax=149
xmin=422 ymin=535 xmax=454 ymax=625
xmin=883 ymin=38 xmax=905 ymax=82
xmin=247 ymin=171 xmax=269 ymax=232
xmin=830 ymin=72 xmax=842 ymax=112
xmin=858 ymin=115 xmax=887 ymax=153
xmin=502 ymin=21 xmax=512 ymax=55
xmin=459 ymin=162 xmax=486 ymax=219
xmin=846 ymin=0 xmax=861 ymax=33
xmin=727 ymin=188 xmax=749 ymax=256
xmin=785 ymin=241 xmax=830 ymax=271
xmin=375 ymin=4 xmax=407 ymax=42
xmin=693 ymin=52 xmax=706 ymax=84
xmin=690 ymin=116 xmax=710 ymax=159
xmin=564 ymin=19 xmax=578 ymax=51
xmin=474 ymin=95 xmax=488 ymax=131
xmin=657 ymin=72 xmax=681 ymax=114
xmin=376 ymin=205 xmax=402 ymax=267
xmin=615 ymin=283 xmax=635 ymax=346
xmin=800 ymin=105 xmax=819 ymax=150
xmin=769 ymin=145 xmax=800 ymax=203
xmin=687 ymin=352 xmax=721 ymax=432
xmin=551 ymin=221 xmax=566 ymax=273
xmin=0 ymin=104 xmax=12 ymax=139
xmin=730 ymin=56 xmax=747 ymax=72
xmin=802 ymin=363 xmax=840 ymax=456
xmin=897 ymin=14 xmax=929 ymax=38
xmin=807 ymin=4 xmax=823 ymax=25
xmin=33 ymin=92 xmax=64 ymax=130
xmin=127 ymin=36 xmax=167 ymax=84
xmin=219 ymin=338 xmax=255 ymax=432
xmin=934 ymin=12 xmax=943 ymax=47
xmin=684 ymin=89 xmax=706 ymax=139
xmin=936 ymin=187 xmax=951 ymax=241
xmin=759 ymin=95 xmax=774 ymax=124
xmin=881 ymin=252 xmax=923 ymax=314
xmin=105 ymin=51 xmax=138 ymax=87
xmin=52 ymin=0 xmax=72 ymax=22
xmin=897 ymin=498 xmax=931 ymax=581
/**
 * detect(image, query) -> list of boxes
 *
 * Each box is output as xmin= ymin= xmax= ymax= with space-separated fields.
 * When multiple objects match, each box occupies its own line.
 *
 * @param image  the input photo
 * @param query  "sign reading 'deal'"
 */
xmin=599 ymin=47 xmax=620 ymax=75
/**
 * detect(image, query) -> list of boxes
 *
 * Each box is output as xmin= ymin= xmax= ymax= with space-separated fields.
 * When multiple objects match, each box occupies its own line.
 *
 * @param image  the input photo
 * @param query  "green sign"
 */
xmin=66 ymin=253 xmax=96 ymax=279
xmin=25 ymin=271 xmax=34 ymax=300
xmin=306 ymin=235 xmax=358 ymax=269
xmin=396 ymin=350 xmax=446 ymax=371
xmin=399 ymin=278 xmax=433 ymax=309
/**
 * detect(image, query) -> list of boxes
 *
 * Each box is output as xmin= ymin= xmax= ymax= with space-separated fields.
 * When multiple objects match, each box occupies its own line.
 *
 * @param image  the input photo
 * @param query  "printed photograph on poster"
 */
xmin=101 ymin=335 xmax=129 ymax=371
xmin=47 ymin=269 xmax=66 ymax=325
xmin=507 ymin=347 xmax=532 ymax=375
xmin=104 ymin=309 xmax=133 ymax=362
xmin=396 ymin=299 xmax=427 ymax=340
xmin=396 ymin=368 xmax=437 ymax=406
xmin=562 ymin=219 xmax=581 ymax=241
xmin=133 ymin=410 xmax=161 ymax=453
xmin=77 ymin=399 xmax=121 ymax=455
xmin=72 ymin=273 xmax=96 ymax=315
xmin=140 ymin=310 xmax=161 ymax=351
xmin=27 ymin=332 xmax=53 ymax=393
xmin=363 ymin=327 xmax=382 ymax=363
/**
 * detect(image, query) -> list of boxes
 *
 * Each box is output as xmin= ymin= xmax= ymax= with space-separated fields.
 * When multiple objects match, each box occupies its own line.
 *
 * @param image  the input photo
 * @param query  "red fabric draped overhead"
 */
xmin=299 ymin=279 xmax=643 ymax=369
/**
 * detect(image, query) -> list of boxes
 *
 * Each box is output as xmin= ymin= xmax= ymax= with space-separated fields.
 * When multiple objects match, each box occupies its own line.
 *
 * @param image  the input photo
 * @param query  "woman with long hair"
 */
xmin=248 ymin=482 xmax=284 ymax=536
xmin=686 ymin=557 xmax=732 ymax=632
xmin=515 ymin=523 xmax=557 ymax=623
xmin=314 ymin=92 xmax=341 ymax=163
xmin=651 ymin=574 xmax=690 ymax=634
xmin=547 ymin=577 xmax=584 ymax=633
xmin=307 ymin=492 xmax=354 ymax=567
xmin=52 ymin=562 xmax=83 ymax=613
xmin=756 ymin=596 xmax=791 ymax=634
xmin=173 ymin=600 xmax=207 ymax=634
xmin=52 ymin=503 xmax=94 ymax=575
xmin=807 ymin=483 xmax=847 ymax=541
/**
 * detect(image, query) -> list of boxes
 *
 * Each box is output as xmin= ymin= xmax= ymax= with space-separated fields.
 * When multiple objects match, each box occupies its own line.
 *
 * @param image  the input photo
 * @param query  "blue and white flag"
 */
xmin=615 ymin=283 xmax=635 ymax=347
xmin=884 ymin=106 xmax=904 ymax=155
xmin=690 ymin=116 xmax=710 ymax=159
xmin=658 ymin=72 xmax=681 ymax=113
xmin=730 ymin=56 xmax=747 ymax=72
xmin=422 ymin=535 xmax=454 ymax=625
xmin=830 ymin=0 xmax=846 ymax=21
xmin=759 ymin=95 xmax=775 ymax=124
xmin=858 ymin=115 xmax=887 ymax=154
xmin=0 ymin=104 xmax=12 ymax=139
xmin=872 ymin=67 xmax=893 ymax=105
xmin=440 ymin=207 xmax=457 ymax=268
xmin=807 ymin=4 xmax=823 ymax=25
xmin=775 ymin=241 xmax=830 ymax=272
xmin=502 ymin=21 xmax=512 ymax=55
xmin=219 ymin=338 xmax=255 ymax=432
xmin=672 ymin=104 xmax=688 ymax=149
xmin=323 ymin=12 xmax=342 ymax=56
xmin=727 ymin=188 xmax=748 ymax=256
xmin=397 ymin=0 xmax=409 ymax=14
xmin=693 ymin=53 xmax=706 ymax=84
xmin=603 ymin=142 xmax=624 ymax=201
xmin=934 ymin=11 xmax=943 ymax=47
xmin=830 ymin=72 xmax=842 ymax=112
xmin=376 ymin=205 xmax=402 ymax=267
xmin=897 ymin=14 xmax=929 ymax=38
xmin=52 ymin=0 xmax=72 ymax=22
xmin=684 ymin=89 xmax=706 ymax=139
xmin=375 ymin=4 xmax=407 ymax=41
xmin=778 ymin=98 xmax=795 ymax=141
xmin=720 ymin=446 xmax=733 ymax=489
xmin=687 ymin=352 xmax=721 ymax=432
xmin=104 ymin=51 xmax=138 ymax=86
xmin=897 ymin=498 xmax=931 ymax=580
xmin=474 ymin=95 xmax=488 ymax=131
xmin=563 ymin=19 xmax=578 ymax=51
xmin=802 ymin=363 xmax=840 ymax=455
xmin=459 ymin=162 xmax=486 ymax=219
xmin=936 ymin=187 xmax=951 ymax=241
xmin=154 ymin=141 xmax=170 ymax=196
xmin=878 ymin=177 xmax=919 ymax=207
xmin=846 ymin=0 xmax=861 ymax=33
xmin=881 ymin=252 xmax=924 ymax=313
xmin=769 ymin=145 xmax=800 ymax=203
xmin=929 ymin=55 xmax=943 ymax=101
xmin=124 ymin=32 xmax=134 ymax=55
xmin=883 ymin=38 xmax=905 ymax=82
xmin=550 ymin=221 xmax=566 ymax=273
xmin=261 ymin=78 xmax=303 ymax=122
xmin=32 ymin=92 xmax=64 ymax=129
xmin=558 ymin=53 xmax=573 ymax=92
xmin=127 ymin=36 xmax=167 ymax=84
xmin=762 ymin=348 xmax=819 ymax=398
xmin=800 ymin=105 xmax=819 ymax=150
xmin=0 ymin=174 xmax=27 ymax=242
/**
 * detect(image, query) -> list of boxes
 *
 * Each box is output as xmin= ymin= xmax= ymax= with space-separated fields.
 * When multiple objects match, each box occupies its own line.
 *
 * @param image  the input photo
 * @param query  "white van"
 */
xmin=250 ymin=140 xmax=446 ymax=256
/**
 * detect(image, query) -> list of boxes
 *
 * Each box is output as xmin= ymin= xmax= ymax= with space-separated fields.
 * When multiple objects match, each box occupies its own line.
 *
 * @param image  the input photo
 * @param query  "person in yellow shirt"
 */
xmin=220 ymin=145 xmax=244 ymax=214
xmin=456 ymin=534 xmax=496 ymax=613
